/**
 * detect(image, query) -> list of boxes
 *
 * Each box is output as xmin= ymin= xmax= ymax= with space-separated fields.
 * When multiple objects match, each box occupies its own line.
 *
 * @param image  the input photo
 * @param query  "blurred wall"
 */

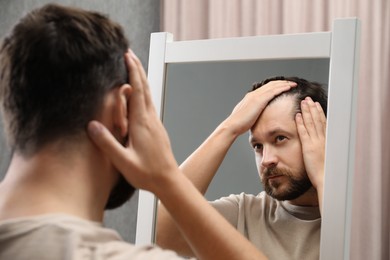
xmin=0 ymin=0 xmax=160 ymax=243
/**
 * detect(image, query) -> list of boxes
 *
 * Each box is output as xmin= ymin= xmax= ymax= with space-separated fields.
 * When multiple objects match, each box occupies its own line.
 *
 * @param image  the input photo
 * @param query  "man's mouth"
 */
xmin=267 ymin=174 xmax=283 ymax=180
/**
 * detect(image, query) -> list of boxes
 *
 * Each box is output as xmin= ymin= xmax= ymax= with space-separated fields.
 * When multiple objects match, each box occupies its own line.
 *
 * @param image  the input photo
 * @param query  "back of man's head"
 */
xmin=252 ymin=76 xmax=328 ymax=118
xmin=0 ymin=4 xmax=129 ymax=155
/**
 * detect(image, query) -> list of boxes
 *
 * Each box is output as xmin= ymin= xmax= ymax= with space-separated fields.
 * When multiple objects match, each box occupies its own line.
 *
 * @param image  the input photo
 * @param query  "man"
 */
xmin=0 ymin=4 xmax=274 ymax=259
xmin=156 ymin=76 xmax=327 ymax=260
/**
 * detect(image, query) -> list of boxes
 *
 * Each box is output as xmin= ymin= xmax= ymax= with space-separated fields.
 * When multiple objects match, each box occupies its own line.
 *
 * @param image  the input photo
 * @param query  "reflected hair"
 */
xmin=252 ymin=76 xmax=328 ymax=117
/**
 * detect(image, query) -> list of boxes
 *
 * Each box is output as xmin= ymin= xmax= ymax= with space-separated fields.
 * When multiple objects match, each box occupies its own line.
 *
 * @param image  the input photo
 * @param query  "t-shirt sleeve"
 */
xmin=209 ymin=193 xmax=241 ymax=229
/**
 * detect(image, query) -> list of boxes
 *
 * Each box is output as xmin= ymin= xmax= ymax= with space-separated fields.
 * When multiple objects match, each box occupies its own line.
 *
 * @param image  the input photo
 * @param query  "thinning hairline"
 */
xmin=249 ymin=94 xmax=299 ymax=145
xmin=268 ymin=92 xmax=300 ymax=119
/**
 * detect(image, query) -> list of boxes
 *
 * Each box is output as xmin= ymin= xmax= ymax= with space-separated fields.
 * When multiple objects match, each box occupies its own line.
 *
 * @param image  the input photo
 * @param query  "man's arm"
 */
xmin=155 ymin=123 xmax=238 ymax=255
xmin=156 ymin=80 xmax=297 ymax=255
xmin=296 ymin=97 xmax=327 ymax=214
xmin=88 ymin=50 xmax=267 ymax=260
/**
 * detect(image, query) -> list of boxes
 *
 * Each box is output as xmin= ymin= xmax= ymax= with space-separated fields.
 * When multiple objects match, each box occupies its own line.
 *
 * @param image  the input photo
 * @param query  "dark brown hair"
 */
xmin=0 ymin=4 xmax=129 ymax=154
xmin=252 ymin=76 xmax=328 ymax=117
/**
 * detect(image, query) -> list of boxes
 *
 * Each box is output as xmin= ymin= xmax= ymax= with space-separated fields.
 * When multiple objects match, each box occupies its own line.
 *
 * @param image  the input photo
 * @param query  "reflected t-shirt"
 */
xmin=210 ymin=191 xmax=321 ymax=260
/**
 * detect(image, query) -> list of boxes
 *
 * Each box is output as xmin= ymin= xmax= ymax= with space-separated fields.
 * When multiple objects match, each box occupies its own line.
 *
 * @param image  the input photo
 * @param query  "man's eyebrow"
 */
xmin=249 ymin=135 xmax=258 ymax=144
xmin=249 ymin=127 xmax=290 ymax=144
xmin=267 ymin=127 xmax=289 ymax=137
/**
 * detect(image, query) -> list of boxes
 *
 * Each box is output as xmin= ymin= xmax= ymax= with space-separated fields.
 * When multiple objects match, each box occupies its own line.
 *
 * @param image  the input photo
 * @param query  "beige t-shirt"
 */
xmin=0 ymin=214 xmax=184 ymax=260
xmin=211 ymin=192 xmax=321 ymax=260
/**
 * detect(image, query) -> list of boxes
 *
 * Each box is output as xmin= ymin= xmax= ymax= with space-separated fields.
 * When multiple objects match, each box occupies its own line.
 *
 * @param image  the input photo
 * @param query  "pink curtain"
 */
xmin=162 ymin=1 xmax=390 ymax=259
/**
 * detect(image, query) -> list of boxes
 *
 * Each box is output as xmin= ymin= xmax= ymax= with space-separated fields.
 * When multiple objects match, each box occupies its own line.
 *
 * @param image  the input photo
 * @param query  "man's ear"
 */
xmin=113 ymin=84 xmax=132 ymax=138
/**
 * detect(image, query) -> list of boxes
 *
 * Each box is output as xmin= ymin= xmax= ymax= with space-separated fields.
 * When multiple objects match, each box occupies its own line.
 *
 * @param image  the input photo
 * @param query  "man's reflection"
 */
xmin=157 ymin=76 xmax=327 ymax=260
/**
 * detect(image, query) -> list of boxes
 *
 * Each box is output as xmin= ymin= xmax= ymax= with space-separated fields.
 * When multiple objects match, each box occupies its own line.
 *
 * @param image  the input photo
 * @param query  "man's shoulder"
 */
xmin=210 ymin=191 xmax=279 ymax=212
xmin=0 ymin=214 xmax=184 ymax=259
xmin=0 ymin=213 xmax=121 ymax=242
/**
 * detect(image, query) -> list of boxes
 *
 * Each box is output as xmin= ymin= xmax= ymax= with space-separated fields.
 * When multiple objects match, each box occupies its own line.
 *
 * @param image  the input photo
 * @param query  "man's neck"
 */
xmin=0 ymin=140 xmax=113 ymax=222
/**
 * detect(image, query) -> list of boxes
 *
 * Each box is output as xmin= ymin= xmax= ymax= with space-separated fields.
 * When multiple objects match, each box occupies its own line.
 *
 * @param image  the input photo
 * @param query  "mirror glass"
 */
xmin=162 ymin=58 xmax=329 ymax=200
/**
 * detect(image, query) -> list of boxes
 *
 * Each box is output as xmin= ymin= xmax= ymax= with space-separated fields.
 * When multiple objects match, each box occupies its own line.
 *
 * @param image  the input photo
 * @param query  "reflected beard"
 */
xmin=105 ymin=174 xmax=136 ymax=210
xmin=261 ymin=166 xmax=312 ymax=201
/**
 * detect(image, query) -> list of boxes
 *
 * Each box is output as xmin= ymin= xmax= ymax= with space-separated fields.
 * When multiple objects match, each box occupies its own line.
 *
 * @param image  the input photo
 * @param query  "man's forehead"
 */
xmin=259 ymin=95 xmax=295 ymax=120
xmin=267 ymin=94 xmax=296 ymax=111
xmin=250 ymin=96 xmax=297 ymax=139
xmin=249 ymin=124 xmax=294 ymax=140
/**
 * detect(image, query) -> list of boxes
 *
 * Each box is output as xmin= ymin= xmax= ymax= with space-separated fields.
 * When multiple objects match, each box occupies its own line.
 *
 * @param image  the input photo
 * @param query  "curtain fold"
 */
xmin=162 ymin=0 xmax=390 ymax=259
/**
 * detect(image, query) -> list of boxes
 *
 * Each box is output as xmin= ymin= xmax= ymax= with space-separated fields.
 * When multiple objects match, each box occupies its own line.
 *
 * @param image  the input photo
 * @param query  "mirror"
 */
xmin=164 ymin=59 xmax=329 ymax=200
xmin=136 ymin=18 xmax=360 ymax=260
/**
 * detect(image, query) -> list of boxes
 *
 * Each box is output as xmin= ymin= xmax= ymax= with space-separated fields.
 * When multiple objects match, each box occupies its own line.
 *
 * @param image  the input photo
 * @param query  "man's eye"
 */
xmin=253 ymin=144 xmax=263 ymax=151
xmin=276 ymin=136 xmax=286 ymax=142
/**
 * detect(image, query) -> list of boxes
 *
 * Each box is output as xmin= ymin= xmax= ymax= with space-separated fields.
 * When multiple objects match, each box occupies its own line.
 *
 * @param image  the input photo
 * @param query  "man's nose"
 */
xmin=261 ymin=146 xmax=277 ymax=168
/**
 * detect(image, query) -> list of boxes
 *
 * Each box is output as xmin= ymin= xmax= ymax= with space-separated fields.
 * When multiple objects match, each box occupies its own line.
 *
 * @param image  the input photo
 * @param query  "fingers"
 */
xmin=298 ymin=97 xmax=326 ymax=138
xmin=245 ymin=80 xmax=298 ymax=115
xmin=254 ymin=80 xmax=297 ymax=100
xmin=300 ymin=98 xmax=316 ymax=138
xmin=126 ymin=50 xmax=154 ymax=111
xmin=296 ymin=98 xmax=326 ymax=191
xmin=87 ymin=120 xmax=136 ymax=178
xmin=125 ymin=51 xmax=147 ymax=115
xmin=295 ymin=112 xmax=309 ymax=142
xmin=228 ymin=80 xmax=298 ymax=135
xmin=242 ymin=80 xmax=297 ymax=108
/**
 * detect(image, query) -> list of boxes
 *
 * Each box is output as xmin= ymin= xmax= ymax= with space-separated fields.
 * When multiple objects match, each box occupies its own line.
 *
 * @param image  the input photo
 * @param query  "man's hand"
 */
xmin=87 ymin=50 xmax=179 ymax=194
xmin=87 ymin=50 xmax=268 ymax=260
xmin=295 ymin=97 xmax=326 ymax=199
xmin=221 ymin=80 xmax=297 ymax=136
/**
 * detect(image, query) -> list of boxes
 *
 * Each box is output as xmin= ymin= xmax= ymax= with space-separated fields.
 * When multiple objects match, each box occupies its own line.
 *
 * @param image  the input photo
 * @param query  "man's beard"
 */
xmin=261 ymin=166 xmax=312 ymax=201
xmin=104 ymin=134 xmax=135 ymax=210
xmin=105 ymin=174 xmax=136 ymax=210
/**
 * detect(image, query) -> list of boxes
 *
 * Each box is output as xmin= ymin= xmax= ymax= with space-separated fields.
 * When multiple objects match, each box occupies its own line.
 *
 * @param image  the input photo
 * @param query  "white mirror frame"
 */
xmin=136 ymin=18 xmax=360 ymax=260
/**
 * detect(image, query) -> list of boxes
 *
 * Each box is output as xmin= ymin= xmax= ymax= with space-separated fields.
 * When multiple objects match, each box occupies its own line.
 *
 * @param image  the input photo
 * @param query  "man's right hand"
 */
xmin=87 ymin=50 xmax=268 ymax=260
xmin=220 ymin=80 xmax=297 ymax=137
xmin=87 ymin=50 xmax=179 ymax=194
